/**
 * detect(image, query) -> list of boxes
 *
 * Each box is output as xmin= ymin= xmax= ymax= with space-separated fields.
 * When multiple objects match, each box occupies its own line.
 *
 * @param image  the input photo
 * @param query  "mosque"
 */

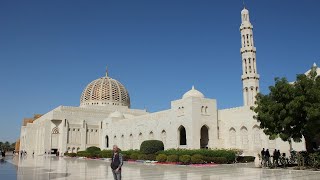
xmin=19 ymin=8 xmax=305 ymax=156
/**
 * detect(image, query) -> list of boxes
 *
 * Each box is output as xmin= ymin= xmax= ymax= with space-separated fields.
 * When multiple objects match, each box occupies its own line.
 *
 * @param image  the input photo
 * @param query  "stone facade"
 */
xmin=19 ymin=7 xmax=306 ymax=156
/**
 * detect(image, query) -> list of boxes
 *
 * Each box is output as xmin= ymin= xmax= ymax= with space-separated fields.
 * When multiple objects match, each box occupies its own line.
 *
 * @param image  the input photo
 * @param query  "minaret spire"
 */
xmin=240 ymin=7 xmax=260 ymax=106
xmin=106 ymin=66 xmax=108 ymax=77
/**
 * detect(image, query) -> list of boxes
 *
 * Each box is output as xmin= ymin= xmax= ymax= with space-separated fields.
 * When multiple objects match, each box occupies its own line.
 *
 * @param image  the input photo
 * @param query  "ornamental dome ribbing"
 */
xmin=80 ymin=69 xmax=130 ymax=107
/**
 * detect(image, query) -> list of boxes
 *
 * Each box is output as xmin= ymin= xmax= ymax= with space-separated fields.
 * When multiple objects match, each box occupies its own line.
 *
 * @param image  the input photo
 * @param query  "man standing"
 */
xmin=110 ymin=145 xmax=123 ymax=180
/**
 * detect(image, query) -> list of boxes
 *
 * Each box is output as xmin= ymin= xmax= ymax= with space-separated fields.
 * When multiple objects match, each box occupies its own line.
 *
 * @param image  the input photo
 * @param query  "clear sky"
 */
xmin=0 ymin=0 xmax=319 ymax=142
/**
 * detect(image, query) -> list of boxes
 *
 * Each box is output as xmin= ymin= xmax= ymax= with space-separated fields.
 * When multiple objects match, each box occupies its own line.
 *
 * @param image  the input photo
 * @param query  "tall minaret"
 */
xmin=240 ymin=7 xmax=260 ymax=106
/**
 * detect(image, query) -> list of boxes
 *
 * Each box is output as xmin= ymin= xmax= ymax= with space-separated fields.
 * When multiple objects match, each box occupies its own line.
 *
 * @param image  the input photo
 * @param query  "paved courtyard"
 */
xmin=1 ymin=155 xmax=320 ymax=180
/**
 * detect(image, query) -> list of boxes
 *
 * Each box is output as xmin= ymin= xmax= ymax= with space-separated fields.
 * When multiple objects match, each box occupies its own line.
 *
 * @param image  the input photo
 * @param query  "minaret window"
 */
xmin=244 ymin=59 xmax=247 ymax=74
xmin=242 ymin=35 xmax=245 ymax=47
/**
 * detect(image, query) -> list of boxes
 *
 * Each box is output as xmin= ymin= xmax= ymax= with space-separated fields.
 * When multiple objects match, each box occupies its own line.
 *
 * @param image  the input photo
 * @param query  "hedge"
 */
xmin=140 ymin=140 xmax=164 ymax=154
xmin=156 ymin=149 xmax=236 ymax=163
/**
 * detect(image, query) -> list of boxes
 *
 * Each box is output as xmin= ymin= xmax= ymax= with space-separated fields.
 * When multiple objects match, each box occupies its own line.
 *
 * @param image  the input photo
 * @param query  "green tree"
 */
xmin=4 ymin=141 xmax=10 ymax=151
xmin=253 ymin=65 xmax=320 ymax=153
xmin=0 ymin=141 xmax=3 ymax=151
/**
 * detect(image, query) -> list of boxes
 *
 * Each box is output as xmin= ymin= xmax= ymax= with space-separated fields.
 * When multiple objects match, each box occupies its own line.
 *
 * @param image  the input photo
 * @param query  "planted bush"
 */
xmin=66 ymin=153 xmax=77 ymax=157
xmin=155 ymin=148 xmax=237 ymax=163
xmin=179 ymin=155 xmax=191 ymax=164
xmin=130 ymin=153 xmax=140 ymax=160
xmin=140 ymin=140 xmax=164 ymax=154
xmin=191 ymin=154 xmax=204 ymax=164
xmin=86 ymin=146 xmax=101 ymax=153
xmin=237 ymin=156 xmax=255 ymax=163
xmin=211 ymin=157 xmax=228 ymax=164
xmin=167 ymin=155 xmax=179 ymax=162
xmin=100 ymin=150 xmax=113 ymax=158
xmin=156 ymin=154 xmax=167 ymax=162
xmin=138 ymin=154 xmax=147 ymax=160
xmin=77 ymin=151 xmax=90 ymax=157
xmin=145 ymin=154 xmax=157 ymax=161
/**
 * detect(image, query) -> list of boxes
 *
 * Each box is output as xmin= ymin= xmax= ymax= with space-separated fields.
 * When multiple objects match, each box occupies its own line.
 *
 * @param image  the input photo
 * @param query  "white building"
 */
xmin=19 ymin=8 xmax=305 ymax=156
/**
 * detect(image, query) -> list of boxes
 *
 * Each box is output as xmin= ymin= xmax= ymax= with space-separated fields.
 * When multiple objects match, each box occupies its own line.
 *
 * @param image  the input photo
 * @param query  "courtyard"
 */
xmin=0 ymin=155 xmax=319 ymax=180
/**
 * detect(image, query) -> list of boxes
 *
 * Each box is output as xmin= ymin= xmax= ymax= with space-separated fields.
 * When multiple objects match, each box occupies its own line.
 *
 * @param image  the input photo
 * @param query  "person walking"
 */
xmin=260 ymin=148 xmax=265 ymax=166
xmin=110 ymin=145 xmax=123 ymax=180
xmin=265 ymin=149 xmax=270 ymax=167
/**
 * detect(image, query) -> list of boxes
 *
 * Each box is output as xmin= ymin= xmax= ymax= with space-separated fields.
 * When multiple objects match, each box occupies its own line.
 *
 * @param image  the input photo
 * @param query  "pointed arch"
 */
xmin=161 ymin=130 xmax=166 ymax=148
xmin=105 ymin=135 xmax=109 ymax=148
xmin=240 ymin=126 xmax=249 ymax=149
xmin=252 ymin=125 xmax=261 ymax=150
xmin=229 ymin=127 xmax=236 ymax=147
xmin=200 ymin=125 xmax=209 ymax=148
xmin=178 ymin=125 xmax=187 ymax=145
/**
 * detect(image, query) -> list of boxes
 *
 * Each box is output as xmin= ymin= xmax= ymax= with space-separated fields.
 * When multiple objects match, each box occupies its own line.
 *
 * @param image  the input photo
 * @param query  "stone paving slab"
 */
xmin=1 ymin=155 xmax=320 ymax=180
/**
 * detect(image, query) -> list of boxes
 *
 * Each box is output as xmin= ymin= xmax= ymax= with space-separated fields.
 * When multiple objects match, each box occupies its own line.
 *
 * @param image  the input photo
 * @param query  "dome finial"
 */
xmin=313 ymin=62 xmax=317 ymax=67
xmin=106 ymin=66 xmax=108 ymax=77
xmin=192 ymin=85 xmax=195 ymax=90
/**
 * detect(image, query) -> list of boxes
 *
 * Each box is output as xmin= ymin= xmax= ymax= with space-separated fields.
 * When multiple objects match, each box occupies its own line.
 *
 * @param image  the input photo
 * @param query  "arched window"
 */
xmin=105 ymin=135 xmax=109 ymax=148
xmin=229 ymin=128 xmax=236 ymax=146
xmin=52 ymin=127 xmax=59 ymax=134
xmin=178 ymin=126 xmax=187 ymax=145
xmin=252 ymin=125 xmax=261 ymax=150
xmin=240 ymin=126 xmax=249 ymax=149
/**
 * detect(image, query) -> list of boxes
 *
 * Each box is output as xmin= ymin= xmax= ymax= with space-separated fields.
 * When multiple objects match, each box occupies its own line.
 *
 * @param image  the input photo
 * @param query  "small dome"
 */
xmin=80 ymin=68 xmax=130 ymax=107
xmin=182 ymin=86 xmax=205 ymax=99
xmin=108 ymin=111 xmax=125 ymax=119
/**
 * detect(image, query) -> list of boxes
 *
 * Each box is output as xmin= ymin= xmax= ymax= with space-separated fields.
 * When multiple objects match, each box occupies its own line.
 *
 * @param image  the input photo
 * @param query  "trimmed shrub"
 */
xmin=203 ymin=156 xmax=215 ymax=163
xmin=167 ymin=155 xmax=179 ymax=162
xmin=211 ymin=157 xmax=228 ymax=164
xmin=155 ymin=148 xmax=237 ymax=163
xmin=130 ymin=153 xmax=140 ymax=160
xmin=77 ymin=151 xmax=90 ymax=157
xmin=100 ymin=150 xmax=113 ymax=158
xmin=138 ymin=154 xmax=147 ymax=160
xmin=145 ymin=154 xmax=157 ymax=161
xmin=156 ymin=154 xmax=167 ymax=162
xmin=66 ymin=153 xmax=77 ymax=157
xmin=140 ymin=140 xmax=164 ymax=154
xmin=86 ymin=146 xmax=101 ymax=153
xmin=237 ymin=156 xmax=255 ymax=163
xmin=191 ymin=154 xmax=204 ymax=164
xmin=179 ymin=155 xmax=191 ymax=164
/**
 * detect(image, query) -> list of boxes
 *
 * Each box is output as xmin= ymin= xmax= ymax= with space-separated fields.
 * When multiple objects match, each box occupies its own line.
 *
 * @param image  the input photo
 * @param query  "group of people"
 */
xmin=260 ymin=148 xmax=282 ymax=167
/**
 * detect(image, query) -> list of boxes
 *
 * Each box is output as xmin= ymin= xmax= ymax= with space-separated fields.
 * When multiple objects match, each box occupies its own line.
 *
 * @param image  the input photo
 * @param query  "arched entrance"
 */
xmin=200 ymin=125 xmax=209 ymax=148
xmin=178 ymin=126 xmax=187 ymax=145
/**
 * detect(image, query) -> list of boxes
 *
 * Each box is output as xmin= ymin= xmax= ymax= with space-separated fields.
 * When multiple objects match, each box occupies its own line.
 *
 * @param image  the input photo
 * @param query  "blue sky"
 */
xmin=0 ymin=0 xmax=319 ymax=142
